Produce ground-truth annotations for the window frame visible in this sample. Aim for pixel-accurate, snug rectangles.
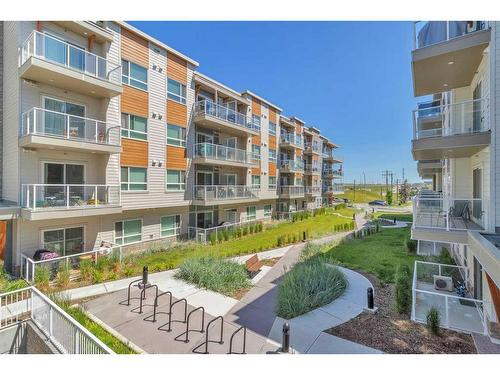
[268,176,277,189]
[166,124,186,147]
[268,149,277,163]
[251,144,261,161]
[160,214,181,238]
[167,78,187,104]
[264,204,272,217]
[114,218,143,246]
[121,113,148,141]
[251,175,261,189]
[121,166,148,191]
[269,121,277,136]
[166,169,186,191]
[121,59,148,91]
[246,206,257,221]
[41,225,85,257]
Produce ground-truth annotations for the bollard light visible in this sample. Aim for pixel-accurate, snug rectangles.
[142,265,149,285]
[393,217,396,224]
[281,322,290,353]
[367,287,374,310]
[303,231,306,241]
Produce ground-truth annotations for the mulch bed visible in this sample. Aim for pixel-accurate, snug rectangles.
[326,272,477,354]
[261,257,282,267]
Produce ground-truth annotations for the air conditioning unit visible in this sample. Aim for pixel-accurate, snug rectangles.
[433,275,453,292]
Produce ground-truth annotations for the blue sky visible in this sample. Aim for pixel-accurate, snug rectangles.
[130,21,419,183]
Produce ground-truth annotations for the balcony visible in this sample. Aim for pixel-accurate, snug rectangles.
[192,143,256,168]
[279,160,303,173]
[304,164,320,175]
[19,31,122,98]
[412,197,486,244]
[323,184,344,194]
[412,98,490,161]
[193,100,259,137]
[412,21,490,96]
[52,21,114,43]
[304,142,320,155]
[280,133,303,149]
[417,160,442,178]
[21,184,121,220]
[279,186,305,198]
[305,186,321,196]
[192,185,259,205]
[323,168,343,179]
[20,107,121,154]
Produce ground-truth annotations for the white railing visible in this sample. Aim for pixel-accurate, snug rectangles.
[413,98,489,140]
[21,107,121,146]
[414,21,487,49]
[279,186,305,197]
[193,143,254,165]
[20,30,121,85]
[280,133,303,147]
[305,186,321,195]
[193,185,259,202]
[304,142,320,153]
[194,100,259,132]
[188,219,261,243]
[21,184,121,211]
[20,245,122,284]
[0,287,113,354]
[411,261,487,335]
[413,197,486,231]
[279,160,303,172]
[323,184,344,194]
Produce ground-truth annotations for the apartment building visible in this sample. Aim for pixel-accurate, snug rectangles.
[0,21,344,273]
[411,21,500,341]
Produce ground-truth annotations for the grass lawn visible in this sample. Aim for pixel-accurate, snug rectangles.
[374,212,413,222]
[337,188,384,204]
[323,227,420,284]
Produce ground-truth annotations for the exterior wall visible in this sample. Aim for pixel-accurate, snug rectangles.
[493,22,500,230]
[0,21,3,198]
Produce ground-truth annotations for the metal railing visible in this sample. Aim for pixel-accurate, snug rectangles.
[323,184,344,194]
[193,143,254,165]
[280,133,303,147]
[323,168,343,177]
[193,185,259,202]
[20,245,122,283]
[304,142,320,153]
[279,160,303,172]
[21,107,121,146]
[413,197,486,231]
[411,261,487,335]
[413,98,489,140]
[0,287,113,354]
[278,186,305,197]
[194,100,259,132]
[414,21,487,49]
[304,164,320,173]
[20,30,121,85]
[305,186,321,195]
[187,219,261,243]
[21,184,121,211]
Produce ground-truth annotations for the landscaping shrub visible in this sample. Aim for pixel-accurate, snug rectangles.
[277,258,347,319]
[438,249,454,265]
[334,203,346,210]
[209,231,217,245]
[91,269,104,284]
[242,225,248,236]
[426,307,440,335]
[394,264,412,314]
[405,237,417,254]
[56,262,71,288]
[287,234,292,244]
[222,229,229,242]
[176,256,251,296]
[277,236,284,247]
[386,190,393,205]
[34,265,51,291]
[300,242,323,261]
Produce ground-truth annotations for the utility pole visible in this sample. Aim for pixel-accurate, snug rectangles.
[396,178,399,204]
[353,179,356,202]
[402,168,405,181]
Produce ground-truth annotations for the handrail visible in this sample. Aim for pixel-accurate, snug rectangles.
[166,298,188,332]
[414,21,487,50]
[228,326,247,354]
[197,315,224,354]
[175,306,205,343]
[193,143,253,164]
[194,100,258,132]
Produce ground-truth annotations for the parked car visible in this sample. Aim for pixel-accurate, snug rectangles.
[368,200,387,206]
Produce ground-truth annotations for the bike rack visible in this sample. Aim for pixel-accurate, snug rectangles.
[174,306,205,343]
[192,315,224,354]
[228,326,247,354]
[159,298,188,332]
[144,290,172,323]
[123,278,143,306]
[135,284,159,314]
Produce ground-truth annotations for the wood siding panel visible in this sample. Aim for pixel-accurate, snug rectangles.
[121,28,149,67]
[295,148,303,157]
[252,98,261,116]
[166,146,187,169]
[167,53,187,85]
[269,163,277,176]
[252,135,261,146]
[121,85,149,117]
[121,138,148,167]
[486,273,500,325]
[251,166,261,175]
[167,100,187,127]
[269,108,277,123]
[269,135,276,149]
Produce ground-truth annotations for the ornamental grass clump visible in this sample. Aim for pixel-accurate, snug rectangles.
[176,256,251,297]
[277,258,347,319]
[426,307,441,335]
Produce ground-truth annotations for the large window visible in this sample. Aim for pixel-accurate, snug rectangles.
[121,167,147,191]
[269,176,277,189]
[167,78,186,104]
[251,175,261,189]
[161,215,181,238]
[252,115,261,129]
[269,149,277,162]
[115,219,142,245]
[121,60,148,90]
[166,124,186,147]
[121,113,147,140]
[166,170,185,191]
[252,145,261,161]
[264,204,272,217]
[246,206,256,221]
[42,226,84,256]
[269,121,277,136]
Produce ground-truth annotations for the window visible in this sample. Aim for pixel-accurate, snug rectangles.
[121,60,148,90]
[121,113,147,140]
[246,206,256,221]
[269,176,277,189]
[115,219,142,245]
[121,167,147,191]
[166,170,185,191]
[269,121,277,136]
[264,204,272,217]
[43,227,84,256]
[252,175,261,189]
[252,115,261,129]
[167,78,186,104]
[252,145,261,160]
[166,124,186,147]
[161,215,181,238]
[269,149,277,162]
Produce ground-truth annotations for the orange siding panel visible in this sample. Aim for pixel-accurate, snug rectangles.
[121,138,148,167]
[166,100,187,127]
[252,136,261,146]
[269,108,277,123]
[121,28,149,67]
[251,166,261,175]
[167,52,187,85]
[121,85,149,118]
[269,163,277,176]
[269,135,276,149]
[295,148,303,157]
[166,146,187,169]
[486,273,500,326]
[252,98,261,116]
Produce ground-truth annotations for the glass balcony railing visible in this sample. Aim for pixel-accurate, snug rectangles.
[413,98,489,140]
[280,133,303,147]
[193,185,259,202]
[21,184,121,211]
[279,186,305,197]
[305,186,321,195]
[21,107,121,146]
[323,168,343,177]
[304,164,320,173]
[323,184,344,193]
[194,100,259,132]
[304,142,320,153]
[279,160,303,172]
[20,31,121,84]
[414,21,487,50]
[193,143,254,165]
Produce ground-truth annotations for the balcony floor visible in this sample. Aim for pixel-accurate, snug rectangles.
[415,213,483,230]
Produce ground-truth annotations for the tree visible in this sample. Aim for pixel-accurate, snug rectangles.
[399,180,411,205]
[386,190,393,205]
